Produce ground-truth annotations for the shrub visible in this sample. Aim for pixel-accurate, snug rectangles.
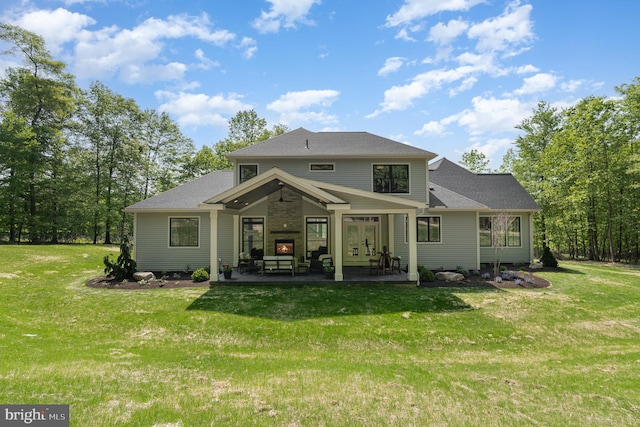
[540,246,558,268]
[418,266,435,282]
[456,265,468,277]
[191,268,210,282]
[103,236,137,281]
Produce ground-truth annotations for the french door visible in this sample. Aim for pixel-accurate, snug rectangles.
[343,216,380,265]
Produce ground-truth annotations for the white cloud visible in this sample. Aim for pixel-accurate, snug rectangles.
[155,91,252,128]
[121,62,187,84]
[561,79,584,93]
[516,64,539,74]
[428,19,469,45]
[368,66,476,117]
[73,13,236,81]
[414,120,448,136]
[386,0,485,27]
[239,37,258,59]
[459,137,513,164]
[194,49,220,70]
[378,57,406,76]
[395,28,416,42]
[467,2,534,54]
[8,8,95,55]
[252,0,321,34]
[267,89,340,125]
[513,72,557,95]
[449,76,478,96]
[450,96,531,135]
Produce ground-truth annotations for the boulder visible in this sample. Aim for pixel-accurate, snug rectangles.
[529,263,543,270]
[435,271,465,281]
[133,271,155,281]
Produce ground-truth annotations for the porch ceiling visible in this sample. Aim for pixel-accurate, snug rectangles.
[221,179,329,210]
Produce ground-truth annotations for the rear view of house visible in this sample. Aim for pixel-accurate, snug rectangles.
[125,128,539,282]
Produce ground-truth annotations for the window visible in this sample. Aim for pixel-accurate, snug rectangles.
[239,164,258,183]
[310,163,334,171]
[417,216,440,242]
[242,217,264,257]
[479,216,521,247]
[373,164,409,193]
[170,217,199,247]
[306,217,328,258]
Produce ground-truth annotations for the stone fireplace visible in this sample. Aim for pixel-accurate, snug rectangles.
[275,239,295,256]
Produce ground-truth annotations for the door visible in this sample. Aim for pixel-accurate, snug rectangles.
[343,217,379,265]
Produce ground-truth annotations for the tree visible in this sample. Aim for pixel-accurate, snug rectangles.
[459,149,490,173]
[0,23,79,242]
[212,110,288,170]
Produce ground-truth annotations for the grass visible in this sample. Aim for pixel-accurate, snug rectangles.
[1,245,639,426]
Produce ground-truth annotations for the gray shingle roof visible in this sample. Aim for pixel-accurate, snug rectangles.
[227,127,437,159]
[125,170,234,211]
[429,158,540,210]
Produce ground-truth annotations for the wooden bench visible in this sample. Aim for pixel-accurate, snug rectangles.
[261,255,295,276]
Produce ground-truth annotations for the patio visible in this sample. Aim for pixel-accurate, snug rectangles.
[216,266,411,284]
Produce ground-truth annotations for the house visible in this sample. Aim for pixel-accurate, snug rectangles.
[124,128,539,282]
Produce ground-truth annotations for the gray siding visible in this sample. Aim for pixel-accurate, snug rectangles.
[243,158,429,204]
[479,213,533,265]
[135,212,210,271]
[419,211,478,271]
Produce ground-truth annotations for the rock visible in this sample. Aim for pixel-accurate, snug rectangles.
[133,272,155,281]
[529,263,543,270]
[435,271,465,281]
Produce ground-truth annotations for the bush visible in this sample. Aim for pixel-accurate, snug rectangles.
[456,265,468,277]
[191,268,210,282]
[418,266,435,282]
[540,246,558,268]
[103,236,137,281]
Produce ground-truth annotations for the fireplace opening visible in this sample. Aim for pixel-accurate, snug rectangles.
[275,239,295,256]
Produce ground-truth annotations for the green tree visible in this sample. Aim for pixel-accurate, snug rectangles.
[459,149,490,173]
[0,23,79,242]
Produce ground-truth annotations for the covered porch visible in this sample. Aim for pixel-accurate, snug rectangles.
[201,168,425,284]
[216,266,410,284]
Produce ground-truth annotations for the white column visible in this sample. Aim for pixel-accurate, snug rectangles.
[388,214,395,255]
[233,214,240,268]
[334,210,343,281]
[529,213,535,263]
[407,209,418,281]
[209,210,219,282]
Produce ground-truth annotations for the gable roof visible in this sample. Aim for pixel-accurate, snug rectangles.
[227,127,437,160]
[125,171,234,211]
[429,158,540,211]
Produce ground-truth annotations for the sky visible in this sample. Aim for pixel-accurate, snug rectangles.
[1,0,639,168]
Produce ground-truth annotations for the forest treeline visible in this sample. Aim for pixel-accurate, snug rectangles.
[0,24,285,244]
[1,24,639,263]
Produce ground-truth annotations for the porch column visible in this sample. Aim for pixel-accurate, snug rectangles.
[407,209,418,281]
[334,210,344,281]
[233,214,240,268]
[529,213,535,263]
[209,209,219,282]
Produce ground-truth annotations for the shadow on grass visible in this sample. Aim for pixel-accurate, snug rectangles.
[186,283,495,321]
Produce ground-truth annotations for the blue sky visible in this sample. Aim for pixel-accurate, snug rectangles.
[2,0,639,168]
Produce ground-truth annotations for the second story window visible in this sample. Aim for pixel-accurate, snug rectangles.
[373,164,409,193]
[239,164,258,183]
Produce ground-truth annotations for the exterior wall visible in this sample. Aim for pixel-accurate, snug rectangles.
[479,212,533,265]
[134,211,211,271]
[240,158,429,204]
[418,211,478,271]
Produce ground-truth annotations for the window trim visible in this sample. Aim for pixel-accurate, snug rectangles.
[241,216,265,255]
[372,163,410,194]
[309,163,335,172]
[417,215,442,244]
[168,216,200,248]
[479,215,522,248]
[238,164,258,184]
[305,216,329,259]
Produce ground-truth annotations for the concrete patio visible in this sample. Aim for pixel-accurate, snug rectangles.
[215,266,412,284]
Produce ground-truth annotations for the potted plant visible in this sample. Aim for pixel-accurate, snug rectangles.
[223,264,233,279]
[323,264,334,279]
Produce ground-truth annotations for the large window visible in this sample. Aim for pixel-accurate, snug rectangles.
[373,164,409,193]
[479,216,521,247]
[239,164,258,183]
[417,216,440,242]
[170,217,199,247]
[306,217,328,258]
[242,217,264,257]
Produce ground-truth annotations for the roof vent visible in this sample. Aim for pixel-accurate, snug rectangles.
[305,139,309,149]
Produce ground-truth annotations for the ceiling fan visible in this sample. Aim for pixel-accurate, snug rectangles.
[278,182,294,203]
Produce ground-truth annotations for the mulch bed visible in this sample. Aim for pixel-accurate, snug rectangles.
[86,272,209,290]
[86,265,551,290]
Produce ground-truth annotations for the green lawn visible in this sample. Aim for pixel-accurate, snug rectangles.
[1,245,639,426]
